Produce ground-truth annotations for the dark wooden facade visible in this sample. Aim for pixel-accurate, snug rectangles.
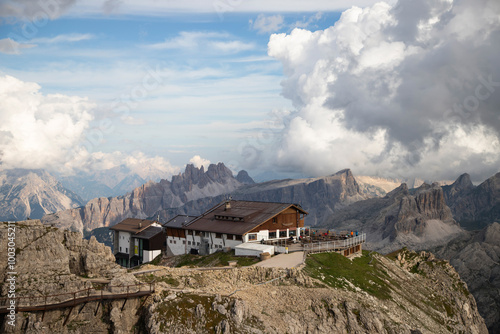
[248,207,304,234]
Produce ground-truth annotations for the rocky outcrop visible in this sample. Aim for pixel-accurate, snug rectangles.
[0,220,142,334]
[432,222,500,333]
[42,163,243,233]
[0,220,122,298]
[324,182,463,253]
[140,250,487,333]
[443,172,500,230]
[0,169,83,221]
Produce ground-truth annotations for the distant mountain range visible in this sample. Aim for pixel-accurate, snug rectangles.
[58,164,170,202]
[0,169,83,221]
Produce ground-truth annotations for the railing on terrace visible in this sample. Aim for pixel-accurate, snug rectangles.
[302,233,366,255]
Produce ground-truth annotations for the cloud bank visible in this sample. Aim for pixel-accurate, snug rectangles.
[0,74,94,171]
[0,74,178,179]
[262,0,500,181]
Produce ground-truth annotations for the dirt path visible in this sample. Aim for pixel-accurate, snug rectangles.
[253,251,304,268]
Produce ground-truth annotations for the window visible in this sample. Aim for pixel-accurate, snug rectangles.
[125,248,128,253]
[235,235,242,241]
[120,246,122,252]
[197,242,200,246]
[216,233,222,238]
[269,231,276,239]
[183,240,186,245]
[188,241,191,245]
[248,234,257,241]
[279,230,287,238]
[289,230,296,236]
[174,240,176,244]
[169,239,172,243]
[272,217,277,224]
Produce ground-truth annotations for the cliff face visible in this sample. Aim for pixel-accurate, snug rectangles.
[0,220,143,333]
[0,220,121,298]
[432,222,500,333]
[443,172,500,230]
[41,163,243,233]
[324,183,463,254]
[0,169,83,221]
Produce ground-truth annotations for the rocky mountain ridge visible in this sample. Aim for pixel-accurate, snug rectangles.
[323,182,463,254]
[442,172,500,230]
[0,169,83,221]
[42,163,242,233]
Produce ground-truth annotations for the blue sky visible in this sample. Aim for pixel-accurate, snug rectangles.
[0,2,346,177]
[1,0,499,183]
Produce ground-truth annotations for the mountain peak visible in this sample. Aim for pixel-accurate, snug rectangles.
[453,173,473,189]
[236,170,255,184]
[386,183,409,198]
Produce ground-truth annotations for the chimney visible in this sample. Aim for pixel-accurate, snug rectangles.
[139,221,142,229]
[225,200,231,211]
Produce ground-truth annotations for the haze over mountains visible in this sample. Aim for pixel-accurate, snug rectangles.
[0,169,83,221]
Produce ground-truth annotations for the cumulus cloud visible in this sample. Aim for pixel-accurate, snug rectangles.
[66,150,180,180]
[250,14,285,34]
[262,0,500,181]
[0,74,180,180]
[0,74,94,171]
[189,155,211,169]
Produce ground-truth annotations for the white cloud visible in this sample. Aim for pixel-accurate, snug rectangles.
[250,14,284,34]
[260,0,500,181]
[0,74,181,179]
[66,150,180,179]
[0,74,94,171]
[0,38,36,54]
[0,0,76,19]
[144,31,253,54]
[58,1,394,18]
[31,33,94,44]
[189,155,211,169]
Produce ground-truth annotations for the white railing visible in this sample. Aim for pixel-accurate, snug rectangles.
[302,233,366,254]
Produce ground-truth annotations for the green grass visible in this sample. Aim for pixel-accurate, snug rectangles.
[304,250,393,300]
[140,273,179,287]
[174,250,259,268]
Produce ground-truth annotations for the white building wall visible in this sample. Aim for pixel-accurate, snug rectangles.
[118,231,131,253]
[167,236,187,256]
[143,249,161,263]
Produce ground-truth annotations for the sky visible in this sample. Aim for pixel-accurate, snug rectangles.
[0,0,499,183]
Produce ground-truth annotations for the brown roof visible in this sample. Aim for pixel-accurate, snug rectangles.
[110,218,156,234]
[164,215,198,229]
[185,200,308,235]
[135,226,163,239]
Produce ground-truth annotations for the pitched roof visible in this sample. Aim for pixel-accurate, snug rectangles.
[110,218,156,234]
[163,215,198,229]
[135,226,163,239]
[185,200,307,235]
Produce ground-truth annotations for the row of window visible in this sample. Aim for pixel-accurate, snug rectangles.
[183,231,242,241]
